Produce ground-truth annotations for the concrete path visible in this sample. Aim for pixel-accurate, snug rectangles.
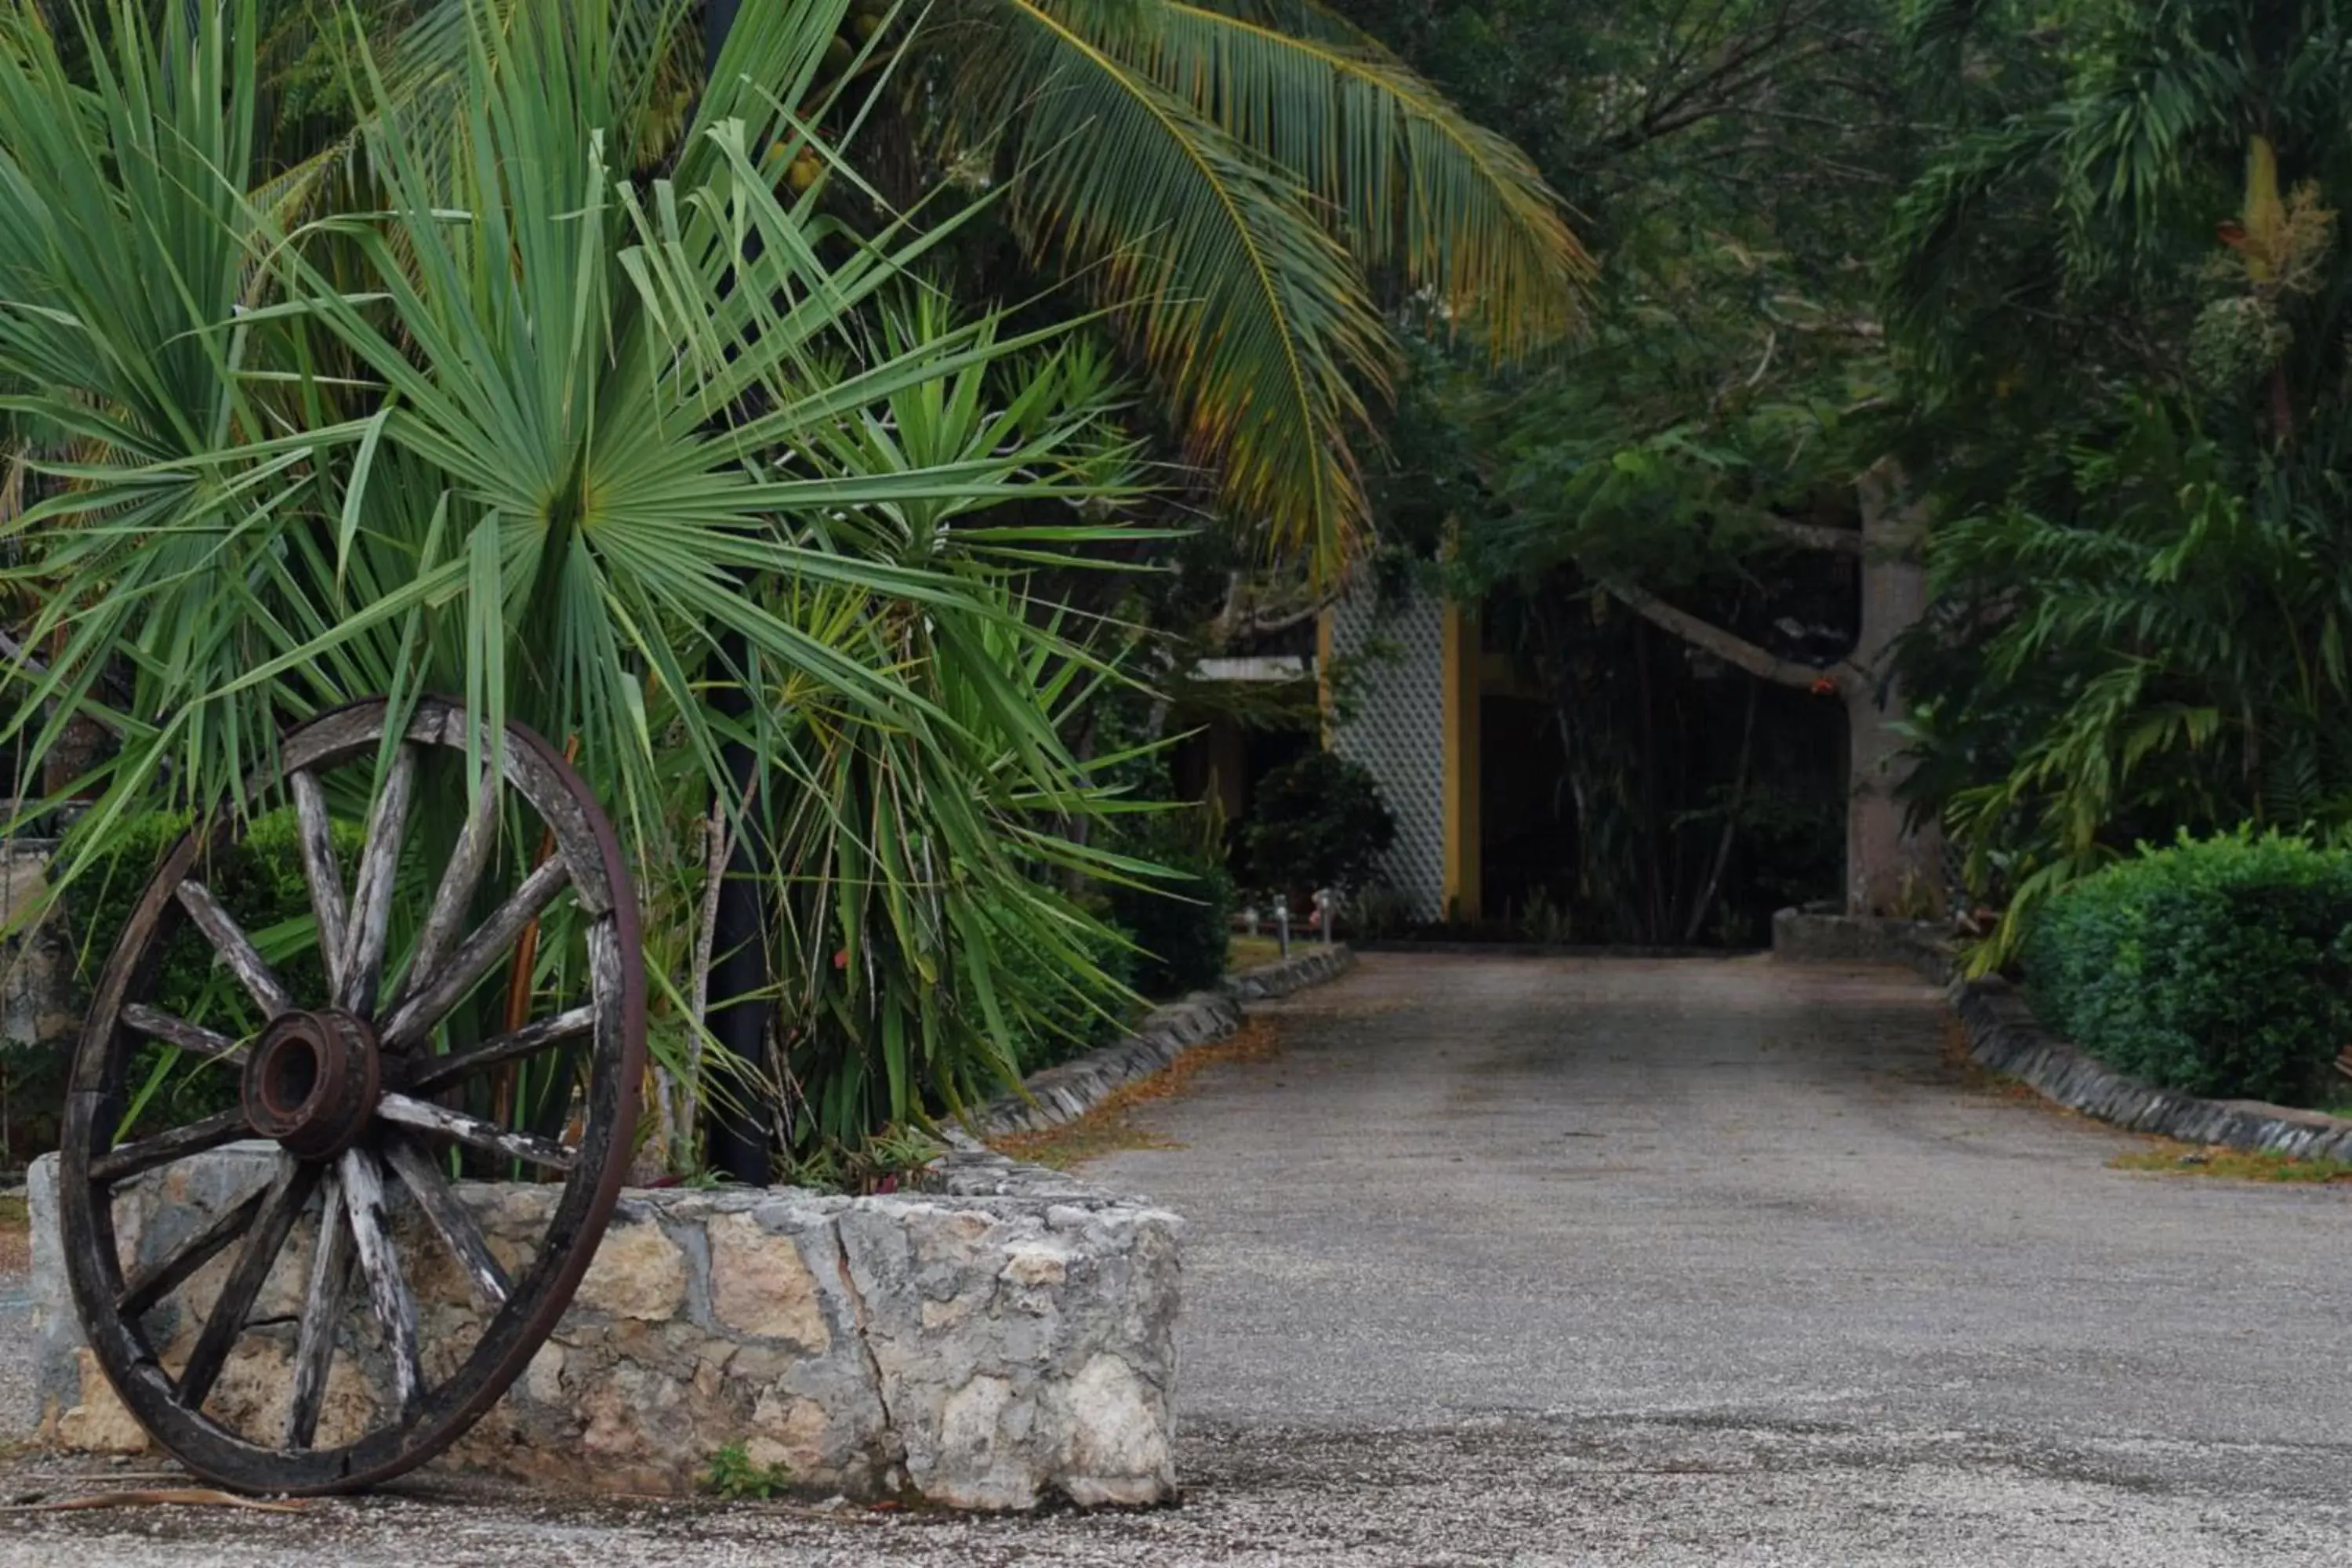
[6,953,2351,1564]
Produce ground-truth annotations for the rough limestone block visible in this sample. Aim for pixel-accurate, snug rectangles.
[30,1149,1181,1510]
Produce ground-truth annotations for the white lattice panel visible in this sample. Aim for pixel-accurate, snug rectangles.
[1330,584,1446,921]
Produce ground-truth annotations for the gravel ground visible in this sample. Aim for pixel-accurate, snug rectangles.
[2,1417,2347,1566]
[5,954,2350,1565]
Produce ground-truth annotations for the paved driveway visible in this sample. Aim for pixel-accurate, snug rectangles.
[1091,953,2352,1563]
[5,953,2350,1564]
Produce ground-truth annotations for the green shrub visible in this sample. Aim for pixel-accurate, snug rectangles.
[2024,830,2352,1105]
[1241,751,1396,897]
[1110,854,1234,1000]
[996,913,1142,1076]
[1106,794,1236,1000]
[62,808,350,1027]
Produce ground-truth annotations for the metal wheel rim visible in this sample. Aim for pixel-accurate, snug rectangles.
[57,697,645,1494]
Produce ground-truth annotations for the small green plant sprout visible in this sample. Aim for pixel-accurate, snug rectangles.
[702,1442,793,1501]
[784,1123,946,1195]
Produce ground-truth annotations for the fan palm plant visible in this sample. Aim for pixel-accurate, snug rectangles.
[249,0,1592,574]
[0,0,1150,1155]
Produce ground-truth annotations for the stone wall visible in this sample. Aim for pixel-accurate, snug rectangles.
[0,837,78,1170]
[27,1145,1181,1508]
[1770,909,1956,985]
[23,945,1362,1504]
[0,838,75,1056]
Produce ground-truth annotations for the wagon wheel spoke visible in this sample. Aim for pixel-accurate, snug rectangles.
[377,856,572,1051]
[390,766,502,1018]
[339,1147,423,1421]
[122,1004,246,1068]
[283,1171,354,1451]
[290,768,350,1001]
[89,1106,252,1185]
[337,742,418,1017]
[376,1092,576,1172]
[404,1005,595,1097]
[117,1184,268,1319]
[175,880,295,1018]
[60,696,644,1496]
[383,1135,511,1308]
[176,1158,318,1414]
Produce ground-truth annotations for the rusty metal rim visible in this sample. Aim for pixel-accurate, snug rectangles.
[57,695,647,1495]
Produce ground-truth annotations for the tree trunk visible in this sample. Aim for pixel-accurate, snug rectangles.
[1842,461,1943,918]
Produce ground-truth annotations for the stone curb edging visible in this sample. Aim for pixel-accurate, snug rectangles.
[1768,908,2352,1159]
[960,946,1356,1144]
[1950,975,2352,1162]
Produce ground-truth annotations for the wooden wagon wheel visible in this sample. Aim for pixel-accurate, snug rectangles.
[57,697,644,1494]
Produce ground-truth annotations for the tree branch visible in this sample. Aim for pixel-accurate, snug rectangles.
[1246,588,1345,637]
[1606,584,1848,691]
[1759,517,1864,554]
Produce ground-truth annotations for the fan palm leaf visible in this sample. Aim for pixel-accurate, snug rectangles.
[0,0,1151,1139]
[266,0,1585,573]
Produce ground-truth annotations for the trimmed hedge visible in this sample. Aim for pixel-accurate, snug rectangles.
[2024,830,2352,1105]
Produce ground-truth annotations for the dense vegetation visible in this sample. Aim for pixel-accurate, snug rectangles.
[5,0,2350,1163]
[0,0,1578,1171]
[1889,0,2352,961]
[1309,0,2352,967]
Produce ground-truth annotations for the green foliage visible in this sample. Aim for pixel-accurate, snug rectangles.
[702,1441,794,1501]
[1107,833,1234,1000]
[924,0,1588,566]
[0,0,1152,1167]
[2,808,360,1162]
[987,913,1140,1076]
[61,810,358,1028]
[1888,2,2352,958]
[1240,752,1396,895]
[1323,2,1907,942]
[308,0,1587,576]
[784,1121,946,1196]
[1907,401,2352,959]
[2024,831,2352,1105]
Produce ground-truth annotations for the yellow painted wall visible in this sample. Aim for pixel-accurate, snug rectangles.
[1316,608,1336,749]
[1442,601,1481,921]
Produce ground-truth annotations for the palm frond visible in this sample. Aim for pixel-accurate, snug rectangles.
[936,0,1385,572]
[1087,0,1591,353]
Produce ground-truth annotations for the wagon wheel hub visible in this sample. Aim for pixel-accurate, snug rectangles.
[241,1010,382,1162]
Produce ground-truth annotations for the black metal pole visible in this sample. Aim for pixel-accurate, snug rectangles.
[695,0,772,1187]
[703,0,740,69]
[702,633,774,1185]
